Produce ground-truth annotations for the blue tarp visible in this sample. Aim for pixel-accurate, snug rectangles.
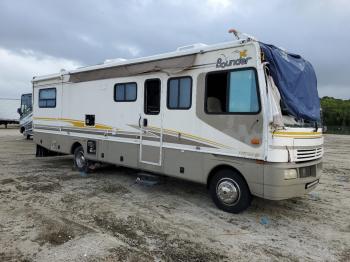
[260,43,320,122]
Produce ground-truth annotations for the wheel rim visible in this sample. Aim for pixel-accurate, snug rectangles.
[75,150,86,169]
[216,178,240,206]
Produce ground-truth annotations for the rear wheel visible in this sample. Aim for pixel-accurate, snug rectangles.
[74,146,90,172]
[209,169,252,213]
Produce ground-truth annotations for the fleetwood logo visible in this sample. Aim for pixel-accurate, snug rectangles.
[216,50,252,68]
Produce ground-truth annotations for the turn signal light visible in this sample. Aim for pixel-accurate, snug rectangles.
[251,138,260,145]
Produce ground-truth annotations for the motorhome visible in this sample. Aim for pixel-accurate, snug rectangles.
[0,98,20,128]
[18,93,33,139]
[32,33,323,213]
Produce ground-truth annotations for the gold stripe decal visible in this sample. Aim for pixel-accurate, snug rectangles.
[33,117,113,130]
[34,118,228,149]
[145,126,231,149]
[272,131,322,138]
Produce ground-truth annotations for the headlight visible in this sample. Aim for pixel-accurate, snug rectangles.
[284,169,298,180]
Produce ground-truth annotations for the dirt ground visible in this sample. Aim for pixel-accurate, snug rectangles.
[0,127,349,262]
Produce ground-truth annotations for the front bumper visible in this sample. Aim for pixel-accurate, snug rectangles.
[263,158,323,200]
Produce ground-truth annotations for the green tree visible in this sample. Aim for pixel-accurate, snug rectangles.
[321,97,350,133]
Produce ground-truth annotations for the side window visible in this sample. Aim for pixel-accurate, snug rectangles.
[167,77,192,109]
[205,68,260,114]
[114,82,137,102]
[39,88,56,108]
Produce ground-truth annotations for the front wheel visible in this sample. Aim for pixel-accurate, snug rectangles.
[209,169,252,213]
[74,146,90,173]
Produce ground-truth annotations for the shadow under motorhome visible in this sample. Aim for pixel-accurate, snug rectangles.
[32,37,323,213]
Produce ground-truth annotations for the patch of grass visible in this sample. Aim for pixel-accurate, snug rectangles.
[61,193,80,203]
[0,178,15,185]
[0,251,32,262]
[31,182,61,192]
[100,183,130,194]
[15,181,61,193]
[93,213,228,261]
[104,247,153,262]
[94,215,146,247]
[159,238,227,262]
[54,173,80,181]
[339,248,350,262]
[36,223,74,246]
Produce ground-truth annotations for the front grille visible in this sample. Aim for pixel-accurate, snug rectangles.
[296,148,323,162]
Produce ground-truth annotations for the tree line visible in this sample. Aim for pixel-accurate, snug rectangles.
[321,97,350,133]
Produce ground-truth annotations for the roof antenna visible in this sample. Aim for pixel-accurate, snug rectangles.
[228,28,257,42]
[228,28,240,40]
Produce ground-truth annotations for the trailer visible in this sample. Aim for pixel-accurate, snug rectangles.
[18,93,33,139]
[0,98,20,128]
[32,32,323,213]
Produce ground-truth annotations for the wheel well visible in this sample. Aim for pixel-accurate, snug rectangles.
[71,142,82,154]
[206,164,250,192]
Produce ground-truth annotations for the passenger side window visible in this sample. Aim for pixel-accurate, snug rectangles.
[39,88,56,108]
[167,77,192,109]
[205,69,260,114]
[114,82,137,102]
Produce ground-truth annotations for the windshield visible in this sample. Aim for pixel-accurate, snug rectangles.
[21,94,32,116]
[264,66,321,130]
[282,115,322,128]
[260,43,320,122]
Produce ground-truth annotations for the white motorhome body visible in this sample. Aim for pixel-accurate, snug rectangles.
[32,39,323,213]
[0,98,20,127]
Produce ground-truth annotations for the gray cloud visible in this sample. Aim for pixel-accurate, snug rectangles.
[0,0,349,98]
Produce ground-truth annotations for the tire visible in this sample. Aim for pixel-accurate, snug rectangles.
[73,146,90,173]
[209,169,252,213]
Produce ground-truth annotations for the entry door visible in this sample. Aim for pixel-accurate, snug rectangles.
[139,79,163,166]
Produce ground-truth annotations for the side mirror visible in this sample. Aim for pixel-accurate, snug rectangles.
[17,108,22,115]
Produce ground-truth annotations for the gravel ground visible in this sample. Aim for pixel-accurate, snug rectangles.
[0,127,349,261]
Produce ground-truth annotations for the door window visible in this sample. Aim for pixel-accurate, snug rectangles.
[144,79,161,115]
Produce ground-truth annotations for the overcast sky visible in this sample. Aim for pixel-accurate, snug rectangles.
[0,0,349,99]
